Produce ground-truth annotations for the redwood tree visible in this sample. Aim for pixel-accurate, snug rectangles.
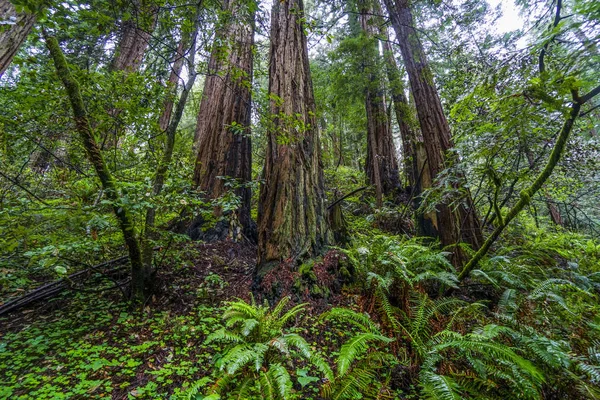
[256,0,329,269]
[359,1,400,205]
[0,0,35,77]
[192,0,255,238]
[109,0,158,73]
[383,0,483,264]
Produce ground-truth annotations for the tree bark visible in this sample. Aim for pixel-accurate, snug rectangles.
[256,0,329,270]
[109,1,158,73]
[359,2,400,204]
[192,0,254,238]
[0,0,35,77]
[44,33,146,303]
[383,0,483,264]
[380,38,418,187]
[103,0,158,150]
[158,40,186,132]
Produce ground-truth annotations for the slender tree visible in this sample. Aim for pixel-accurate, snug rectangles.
[383,0,483,264]
[256,0,329,270]
[0,0,35,77]
[142,18,200,273]
[44,32,146,302]
[192,0,255,239]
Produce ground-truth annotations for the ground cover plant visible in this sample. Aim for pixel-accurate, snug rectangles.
[1,0,600,398]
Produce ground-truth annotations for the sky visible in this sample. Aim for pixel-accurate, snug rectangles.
[488,0,525,33]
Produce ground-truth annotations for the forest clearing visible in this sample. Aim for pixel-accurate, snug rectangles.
[1,0,599,398]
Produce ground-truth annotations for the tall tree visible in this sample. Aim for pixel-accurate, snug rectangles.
[142,18,200,274]
[256,0,329,270]
[358,0,400,205]
[44,32,146,302]
[103,0,158,150]
[192,0,255,239]
[383,0,483,264]
[109,0,158,73]
[0,0,35,77]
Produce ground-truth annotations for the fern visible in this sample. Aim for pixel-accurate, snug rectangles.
[420,371,462,400]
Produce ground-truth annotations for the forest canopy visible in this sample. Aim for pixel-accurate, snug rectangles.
[0,0,599,398]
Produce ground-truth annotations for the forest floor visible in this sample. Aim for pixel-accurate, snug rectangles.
[0,240,352,399]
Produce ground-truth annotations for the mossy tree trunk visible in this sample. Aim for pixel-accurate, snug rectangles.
[0,0,35,77]
[383,0,483,265]
[460,85,600,280]
[192,0,254,239]
[44,33,146,303]
[256,0,329,270]
[359,1,400,205]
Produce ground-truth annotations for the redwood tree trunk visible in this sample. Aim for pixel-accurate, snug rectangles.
[158,40,186,132]
[359,4,400,203]
[109,1,157,73]
[381,38,419,189]
[0,0,35,77]
[256,0,329,269]
[383,0,482,264]
[192,0,254,238]
[103,1,158,150]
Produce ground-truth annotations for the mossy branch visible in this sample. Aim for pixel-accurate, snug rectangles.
[458,93,589,281]
[44,31,145,303]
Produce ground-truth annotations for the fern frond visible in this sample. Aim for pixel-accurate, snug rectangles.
[205,328,244,345]
[419,371,462,400]
[322,307,380,334]
[269,363,293,399]
[278,302,308,328]
[337,333,394,376]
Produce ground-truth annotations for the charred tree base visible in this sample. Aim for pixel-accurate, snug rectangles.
[186,213,257,244]
[252,250,352,308]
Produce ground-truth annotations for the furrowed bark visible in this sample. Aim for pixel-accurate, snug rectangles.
[256,0,329,270]
[104,0,158,150]
[109,0,158,73]
[0,0,35,77]
[158,40,186,132]
[44,33,146,303]
[383,0,483,265]
[192,0,255,238]
[359,0,400,203]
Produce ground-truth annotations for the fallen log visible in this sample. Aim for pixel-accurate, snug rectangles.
[0,255,129,316]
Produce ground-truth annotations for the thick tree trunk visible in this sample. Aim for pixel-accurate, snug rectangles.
[45,33,146,303]
[380,38,419,188]
[0,0,35,77]
[109,1,157,73]
[192,0,254,239]
[383,0,482,264]
[256,0,329,270]
[359,3,400,203]
[104,1,158,150]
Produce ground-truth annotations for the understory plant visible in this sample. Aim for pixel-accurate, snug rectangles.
[199,296,332,399]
